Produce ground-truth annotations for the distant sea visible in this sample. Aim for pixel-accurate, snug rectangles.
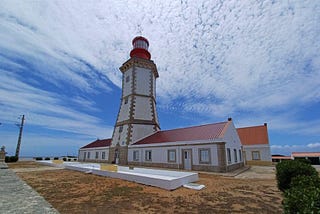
[18,157,35,161]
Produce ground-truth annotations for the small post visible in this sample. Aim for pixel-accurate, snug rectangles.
[0,146,6,162]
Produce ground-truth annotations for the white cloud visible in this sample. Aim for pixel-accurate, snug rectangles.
[0,0,319,138]
[271,142,320,155]
[1,131,94,157]
[0,70,113,138]
[307,142,320,148]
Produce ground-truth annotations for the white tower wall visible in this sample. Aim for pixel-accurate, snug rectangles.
[110,37,160,165]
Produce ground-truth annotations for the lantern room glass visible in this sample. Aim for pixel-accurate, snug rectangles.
[133,39,148,50]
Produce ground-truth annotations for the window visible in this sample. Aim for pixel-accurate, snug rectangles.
[252,151,261,160]
[87,152,90,159]
[84,152,86,160]
[102,152,106,159]
[227,149,231,164]
[168,150,176,162]
[119,126,123,133]
[133,151,139,161]
[124,97,128,104]
[126,75,130,83]
[239,150,242,162]
[234,149,237,162]
[199,149,210,164]
[145,150,152,161]
[95,152,99,159]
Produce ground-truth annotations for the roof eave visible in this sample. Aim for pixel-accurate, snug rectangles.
[131,138,225,148]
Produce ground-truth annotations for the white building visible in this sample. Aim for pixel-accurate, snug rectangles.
[78,139,111,162]
[237,124,272,165]
[79,119,244,172]
[128,118,244,172]
[79,36,247,172]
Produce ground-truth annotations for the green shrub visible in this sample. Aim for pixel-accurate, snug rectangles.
[295,158,312,165]
[35,157,43,161]
[53,157,59,160]
[283,175,320,213]
[5,156,18,162]
[290,175,320,189]
[62,157,67,161]
[276,160,318,191]
[45,157,50,160]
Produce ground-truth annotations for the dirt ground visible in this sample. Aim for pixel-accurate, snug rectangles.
[9,162,283,214]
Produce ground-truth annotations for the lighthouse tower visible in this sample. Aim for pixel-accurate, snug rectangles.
[109,36,160,165]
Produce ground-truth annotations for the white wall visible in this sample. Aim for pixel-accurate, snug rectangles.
[79,148,109,161]
[117,98,130,122]
[112,125,129,146]
[131,125,155,144]
[122,68,133,97]
[243,145,272,161]
[222,121,244,165]
[135,67,152,96]
[128,143,220,166]
[134,96,153,120]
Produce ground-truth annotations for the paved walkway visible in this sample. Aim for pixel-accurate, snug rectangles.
[0,163,59,214]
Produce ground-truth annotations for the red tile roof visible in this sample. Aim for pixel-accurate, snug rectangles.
[292,152,320,157]
[237,124,269,145]
[80,138,112,149]
[133,121,229,145]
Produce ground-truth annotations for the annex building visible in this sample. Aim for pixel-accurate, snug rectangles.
[79,36,271,172]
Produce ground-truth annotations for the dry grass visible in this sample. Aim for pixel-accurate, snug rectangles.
[10,162,283,213]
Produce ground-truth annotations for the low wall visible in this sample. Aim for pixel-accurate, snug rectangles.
[39,161,198,190]
[226,162,245,171]
[246,160,272,166]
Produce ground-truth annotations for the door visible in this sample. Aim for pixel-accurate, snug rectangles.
[115,149,119,164]
[183,149,192,170]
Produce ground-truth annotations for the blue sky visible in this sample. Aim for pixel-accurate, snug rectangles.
[0,0,319,157]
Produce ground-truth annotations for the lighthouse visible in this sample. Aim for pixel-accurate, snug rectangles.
[109,36,160,165]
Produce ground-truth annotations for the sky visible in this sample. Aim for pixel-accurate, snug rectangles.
[0,0,319,157]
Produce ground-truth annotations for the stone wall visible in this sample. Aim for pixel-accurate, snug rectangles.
[109,146,128,165]
[226,162,245,171]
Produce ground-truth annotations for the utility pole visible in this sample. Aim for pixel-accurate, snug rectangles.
[15,115,25,158]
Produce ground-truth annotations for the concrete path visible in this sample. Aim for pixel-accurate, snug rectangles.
[0,165,59,214]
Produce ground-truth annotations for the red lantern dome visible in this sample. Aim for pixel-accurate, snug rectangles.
[130,36,151,60]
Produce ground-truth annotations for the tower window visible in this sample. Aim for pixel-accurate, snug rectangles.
[126,75,130,83]
[124,97,128,104]
[119,126,123,133]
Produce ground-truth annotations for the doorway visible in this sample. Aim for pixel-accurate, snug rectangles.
[183,149,192,170]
